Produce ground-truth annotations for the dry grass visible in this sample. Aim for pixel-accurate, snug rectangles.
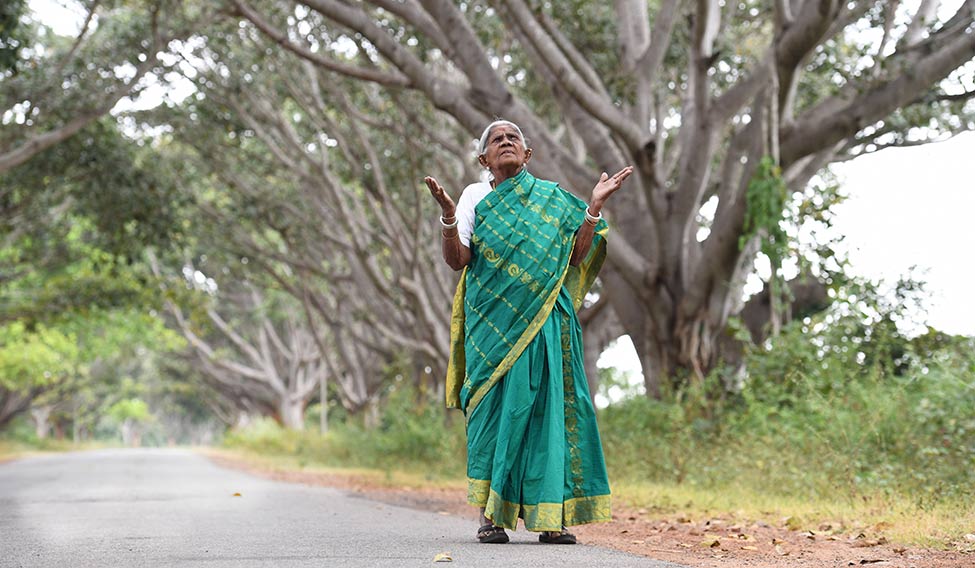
[612,479,975,550]
[206,445,975,551]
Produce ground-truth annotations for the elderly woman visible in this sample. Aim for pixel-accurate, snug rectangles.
[425,120,631,544]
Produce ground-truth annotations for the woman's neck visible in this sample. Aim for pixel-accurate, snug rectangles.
[491,165,523,187]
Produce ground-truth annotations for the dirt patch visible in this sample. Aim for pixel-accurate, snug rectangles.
[206,452,973,568]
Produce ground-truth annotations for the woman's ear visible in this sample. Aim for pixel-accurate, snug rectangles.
[524,148,533,163]
[478,154,488,168]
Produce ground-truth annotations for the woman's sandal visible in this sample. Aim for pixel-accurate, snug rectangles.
[538,528,577,545]
[477,523,510,544]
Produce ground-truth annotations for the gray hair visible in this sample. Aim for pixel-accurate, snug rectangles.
[477,120,526,156]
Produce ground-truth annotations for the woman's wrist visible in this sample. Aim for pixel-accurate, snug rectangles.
[584,204,603,226]
[440,212,458,228]
[587,198,604,216]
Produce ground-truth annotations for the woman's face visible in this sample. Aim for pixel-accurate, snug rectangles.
[479,123,531,172]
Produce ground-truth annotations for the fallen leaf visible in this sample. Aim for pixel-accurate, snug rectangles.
[232,492,242,497]
[619,529,629,534]
[892,547,907,554]
[858,559,884,565]
[631,540,645,545]
[772,538,785,545]
[775,544,789,556]
[852,537,888,548]
[433,552,452,562]
[740,545,759,551]
[701,538,721,548]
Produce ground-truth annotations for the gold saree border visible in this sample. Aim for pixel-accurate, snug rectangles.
[467,482,612,531]
[444,267,468,409]
[467,478,491,505]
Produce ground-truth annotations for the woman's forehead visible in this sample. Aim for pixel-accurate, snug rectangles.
[490,124,520,138]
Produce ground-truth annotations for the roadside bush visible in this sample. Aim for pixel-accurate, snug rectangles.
[224,384,467,478]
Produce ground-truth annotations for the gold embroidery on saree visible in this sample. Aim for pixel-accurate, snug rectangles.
[561,310,586,498]
[479,487,612,531]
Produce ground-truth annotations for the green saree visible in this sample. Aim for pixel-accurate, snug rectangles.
[444,168,612,531]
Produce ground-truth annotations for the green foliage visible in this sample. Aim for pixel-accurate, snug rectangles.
[740,156,789,262]
[107,398,151,423]
[225,385,467,478]
[1,119,186,259]
[0,0,27,73]
[0,322,77,390]
[599,275,975,507]
[748,275,930,400]
[600,344,975,508]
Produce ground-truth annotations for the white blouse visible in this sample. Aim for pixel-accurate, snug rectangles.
[454,181,493,247]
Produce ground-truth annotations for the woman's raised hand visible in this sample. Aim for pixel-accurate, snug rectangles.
[424,176,456,219]
[590,166,633,214]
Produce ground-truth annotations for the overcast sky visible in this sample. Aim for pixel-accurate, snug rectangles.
[831,132,975,337]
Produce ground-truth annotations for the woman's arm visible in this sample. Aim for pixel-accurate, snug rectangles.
[425,176,472,270]
[569,167,633,266]
[441,223,472,270]
[570,215,597,266]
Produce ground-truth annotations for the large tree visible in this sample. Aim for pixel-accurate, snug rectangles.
[228,0,975,395]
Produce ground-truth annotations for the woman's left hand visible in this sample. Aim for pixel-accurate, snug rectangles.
[590,166,633,214]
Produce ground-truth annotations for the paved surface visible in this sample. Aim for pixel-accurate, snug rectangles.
[0,449,685,567]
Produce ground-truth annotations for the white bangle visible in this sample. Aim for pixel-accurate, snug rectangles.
[584,207,602,225]
[440,215,459,229]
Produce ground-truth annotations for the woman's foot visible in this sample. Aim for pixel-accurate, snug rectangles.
[477,523,510,544]
[538,527,577,544]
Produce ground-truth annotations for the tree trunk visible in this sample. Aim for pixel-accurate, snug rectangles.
[319,373,328,435]
[31,405,53,439]
[0,389,33,431]
[120,419,136,446]
[279,397,306,431]
[363,398,380,430]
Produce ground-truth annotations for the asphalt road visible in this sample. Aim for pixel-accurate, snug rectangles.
[0,449,685,567]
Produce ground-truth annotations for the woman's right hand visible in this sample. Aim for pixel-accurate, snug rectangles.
[424,176,456,219]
